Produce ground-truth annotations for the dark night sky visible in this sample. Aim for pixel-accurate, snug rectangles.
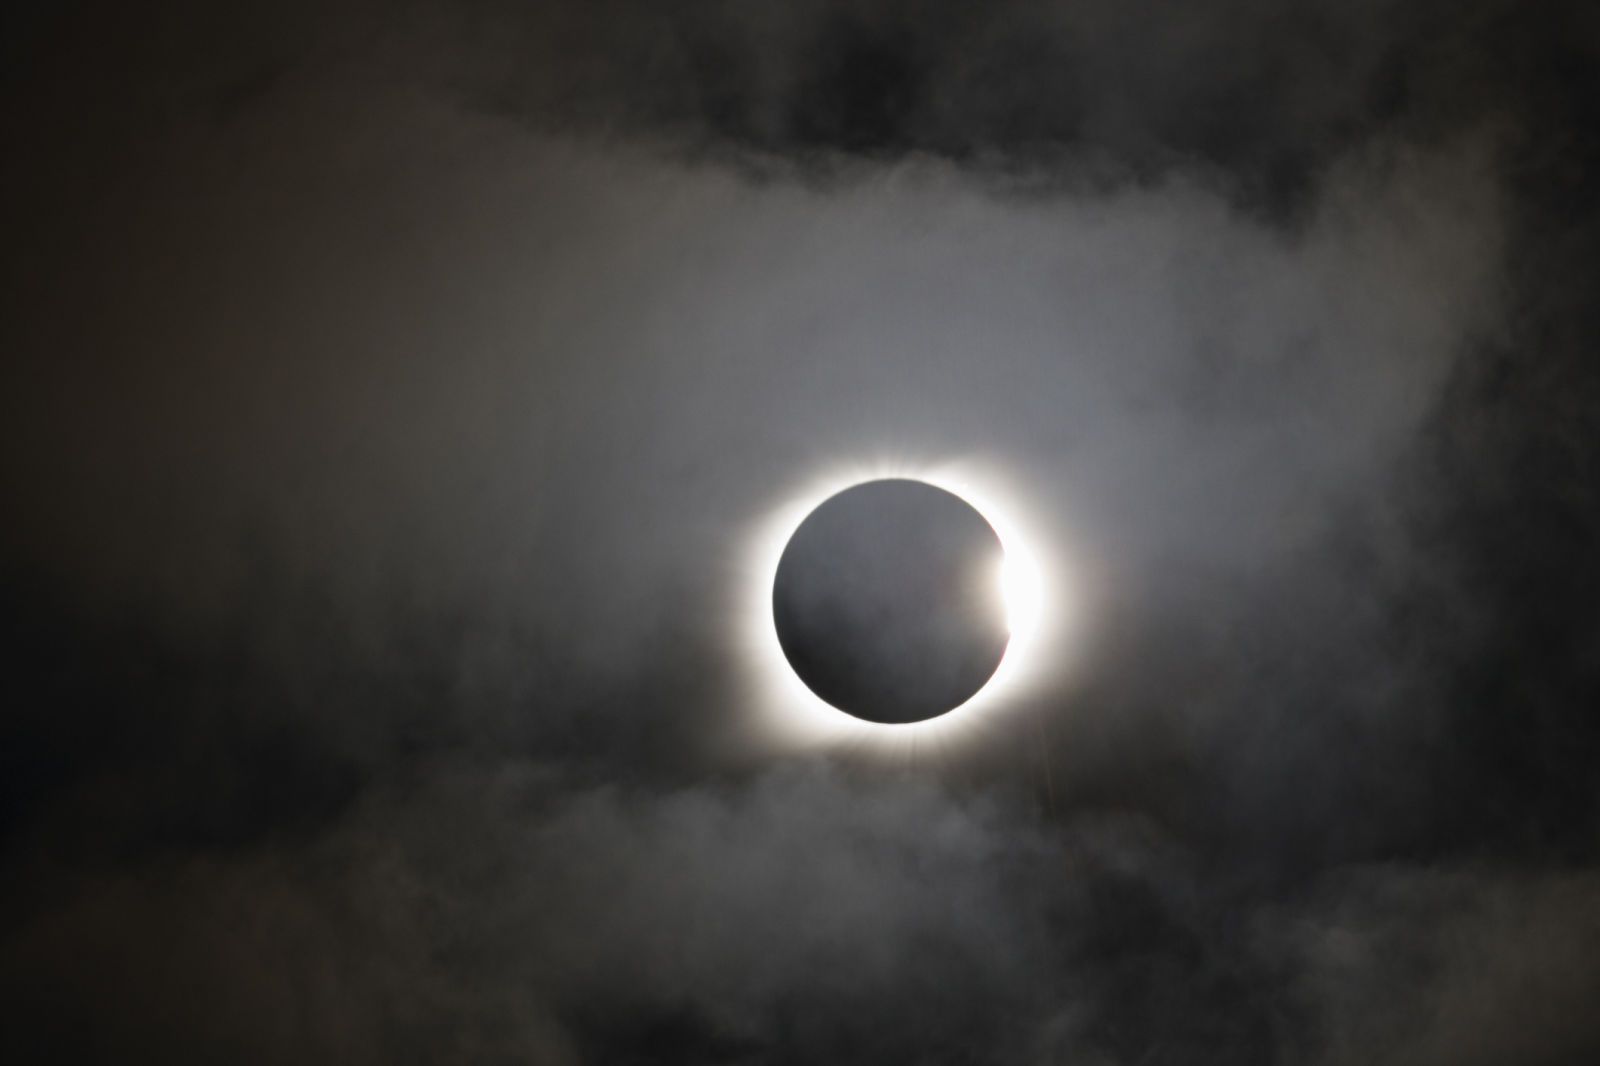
[3,2,1600,1063]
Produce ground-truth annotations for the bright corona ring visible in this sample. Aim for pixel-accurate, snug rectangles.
[739,460,1056,754]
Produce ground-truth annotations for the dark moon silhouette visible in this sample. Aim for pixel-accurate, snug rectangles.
[772,479,1010,724]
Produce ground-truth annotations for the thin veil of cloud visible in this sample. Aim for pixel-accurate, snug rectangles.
[3,2,1598,1063]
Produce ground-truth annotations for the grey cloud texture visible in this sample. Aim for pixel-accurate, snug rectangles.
[3,1,1598,1063]
[9,764,1599,1063]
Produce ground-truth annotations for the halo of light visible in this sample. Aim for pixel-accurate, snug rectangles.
[735,457,1067,758]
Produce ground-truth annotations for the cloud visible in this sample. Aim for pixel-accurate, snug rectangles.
[3,2,1599,1064]
[11,759,1598,1065]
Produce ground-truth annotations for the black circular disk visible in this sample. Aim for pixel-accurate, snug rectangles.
[772,479,1010,724]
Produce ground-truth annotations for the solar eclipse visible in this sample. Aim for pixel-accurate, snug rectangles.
[742,462,1057,750]
[772,479,1009,724]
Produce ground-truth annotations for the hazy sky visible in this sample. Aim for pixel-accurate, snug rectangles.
[3,2,1599,1063]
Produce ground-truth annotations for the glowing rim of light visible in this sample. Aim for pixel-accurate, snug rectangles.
[737,457,1063,755]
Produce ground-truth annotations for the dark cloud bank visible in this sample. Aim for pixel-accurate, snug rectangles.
[3,2,1600,1062]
